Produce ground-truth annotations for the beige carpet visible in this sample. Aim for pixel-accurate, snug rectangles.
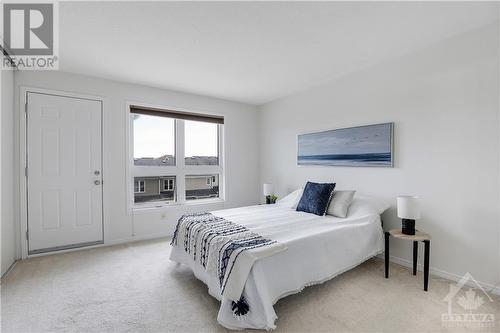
[1,238,499,332]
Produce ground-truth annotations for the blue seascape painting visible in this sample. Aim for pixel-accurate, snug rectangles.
[297,123,393,167]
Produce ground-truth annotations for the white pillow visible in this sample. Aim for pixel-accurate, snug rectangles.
[327,190,356,218]
[291,189,304,209]
[277,188,303,209]
[349,193,391,215]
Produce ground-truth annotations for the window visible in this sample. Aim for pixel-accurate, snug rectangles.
[185,120,218,165]
[133,176,176,203]
[163,178,175,191]
[186,174,219,200]
[130,105,224,207]
[134,180,145,193]
[133,114,175,166]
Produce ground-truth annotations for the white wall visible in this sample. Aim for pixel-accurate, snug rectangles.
[260,24,500,287]
[14,71,260,251]
[1,59,17,276]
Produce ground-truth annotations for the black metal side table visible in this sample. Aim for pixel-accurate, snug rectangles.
[385,229,431,291]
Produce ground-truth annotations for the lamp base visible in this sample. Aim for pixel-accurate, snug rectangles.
[402,219,416,235]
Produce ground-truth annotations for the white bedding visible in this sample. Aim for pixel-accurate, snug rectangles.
[170,200,384,330]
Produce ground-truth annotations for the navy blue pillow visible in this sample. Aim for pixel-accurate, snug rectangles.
[296,182,336,216]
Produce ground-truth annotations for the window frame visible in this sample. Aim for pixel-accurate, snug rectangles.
[163,178,174,191]
[134,179,145,193]
[127,102,225,211]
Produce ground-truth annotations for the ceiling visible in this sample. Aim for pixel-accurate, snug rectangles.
[59,1,499,105]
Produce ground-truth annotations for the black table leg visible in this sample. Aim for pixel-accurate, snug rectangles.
[385,232,389,278]
[413,241,418,276]
[423,240,430,291]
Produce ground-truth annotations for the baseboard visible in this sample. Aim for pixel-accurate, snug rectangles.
[105,233,171,246]
[376,254,500,296]
[1,260,18,282]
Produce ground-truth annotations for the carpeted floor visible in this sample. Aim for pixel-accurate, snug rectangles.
[1,238,499,332]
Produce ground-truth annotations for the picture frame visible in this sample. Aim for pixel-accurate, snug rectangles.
[297,123,394,167]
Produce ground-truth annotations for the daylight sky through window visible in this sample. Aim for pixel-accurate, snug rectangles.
[133,116,218,158]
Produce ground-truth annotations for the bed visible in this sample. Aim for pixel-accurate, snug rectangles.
[169,193,387,330]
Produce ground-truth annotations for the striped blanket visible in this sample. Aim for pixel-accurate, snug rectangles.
[171,212,287,304]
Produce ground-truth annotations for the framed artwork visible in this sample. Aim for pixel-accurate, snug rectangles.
[297,123,394,167]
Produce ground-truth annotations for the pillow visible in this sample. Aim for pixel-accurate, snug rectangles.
[349,194,391,215]
[327,190,356,218]
[291,189,303,209]
[277,188,303,209]
[296,182,336,216]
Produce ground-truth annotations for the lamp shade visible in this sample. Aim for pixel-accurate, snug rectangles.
[263,183,274,196]
[397,196,421,219]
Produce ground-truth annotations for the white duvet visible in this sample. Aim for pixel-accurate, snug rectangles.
[170,196,385,330]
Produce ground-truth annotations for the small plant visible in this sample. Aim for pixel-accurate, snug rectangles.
[266,195,278,204]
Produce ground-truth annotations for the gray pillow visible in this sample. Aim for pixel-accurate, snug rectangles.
[327,190,356,218]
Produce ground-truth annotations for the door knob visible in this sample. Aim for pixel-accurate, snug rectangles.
[94,180,101,185]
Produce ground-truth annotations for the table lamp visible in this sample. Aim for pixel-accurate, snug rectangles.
[397,196,421,235]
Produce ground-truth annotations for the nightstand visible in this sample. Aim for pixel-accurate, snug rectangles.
[384,229,431,291]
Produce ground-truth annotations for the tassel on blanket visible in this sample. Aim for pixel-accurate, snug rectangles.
[231,296,249,316]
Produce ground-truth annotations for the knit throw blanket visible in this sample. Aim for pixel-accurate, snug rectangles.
[171,212,287,312]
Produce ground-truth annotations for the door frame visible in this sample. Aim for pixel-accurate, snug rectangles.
[19,86,105,258]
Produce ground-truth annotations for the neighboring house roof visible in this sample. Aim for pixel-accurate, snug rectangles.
[185,156,218,165]
[134,155,218,166]
[134,155,175,166]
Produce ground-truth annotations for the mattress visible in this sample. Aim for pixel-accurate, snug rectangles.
[170,201,384,330]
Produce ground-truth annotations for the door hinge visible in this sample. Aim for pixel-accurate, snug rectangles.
[25,100,28,113]
[25,167,28,177]
[26,230,29,240]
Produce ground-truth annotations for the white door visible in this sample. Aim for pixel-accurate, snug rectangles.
[27,92,103,253]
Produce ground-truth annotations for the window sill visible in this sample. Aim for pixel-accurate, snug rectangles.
[131,198,225,213]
